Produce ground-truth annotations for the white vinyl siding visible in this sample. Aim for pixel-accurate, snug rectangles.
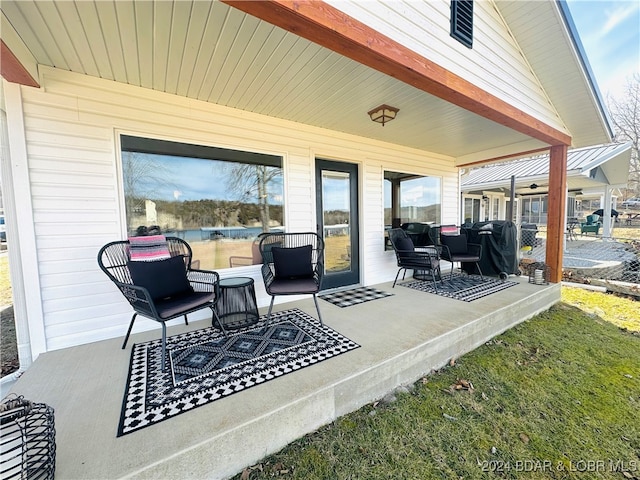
[13,67,458,354]
[326,0,566,133]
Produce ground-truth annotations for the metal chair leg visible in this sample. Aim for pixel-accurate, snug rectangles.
[211,307,228,337]
[392,268,403,287]
[476,263,484,280]
[122,313,137,349]
[161,322,167,372]
[267,296,275,321]
[183,314,189,326]
[312,294,323,324]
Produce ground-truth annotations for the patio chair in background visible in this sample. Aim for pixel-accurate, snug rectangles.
[98,235,224,370]
[388,228,442,289]
[259,232,324,323]
[580,214,601,235]
[228,233,268,267]
[428,224,459,246]
[439,232,484,280]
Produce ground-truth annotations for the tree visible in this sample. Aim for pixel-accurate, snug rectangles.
[607,73,640,197]
[121,152,178,230]
[227,164,283,232]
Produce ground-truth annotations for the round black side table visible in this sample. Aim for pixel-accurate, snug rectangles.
[216,277,259,330]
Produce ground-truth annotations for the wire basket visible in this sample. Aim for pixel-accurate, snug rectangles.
[1,395,56,480]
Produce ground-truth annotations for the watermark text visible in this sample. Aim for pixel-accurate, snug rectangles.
[479,459,638,473]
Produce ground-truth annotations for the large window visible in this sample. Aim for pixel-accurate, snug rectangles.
[464,197,481,224]
[384,171,441,247]
[520,195,548,224]
[491,197,500,220]
[120,135,284,270]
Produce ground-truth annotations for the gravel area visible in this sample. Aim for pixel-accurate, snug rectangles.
[564,240,637,267]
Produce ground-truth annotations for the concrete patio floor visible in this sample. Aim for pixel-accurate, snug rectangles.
[4,276,559,479]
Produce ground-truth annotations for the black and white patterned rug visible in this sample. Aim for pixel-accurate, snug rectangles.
[401,274,518,302]
[118,308,360,436]
[319,287,393,308]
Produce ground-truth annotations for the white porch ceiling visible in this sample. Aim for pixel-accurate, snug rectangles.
[0,0,610,160]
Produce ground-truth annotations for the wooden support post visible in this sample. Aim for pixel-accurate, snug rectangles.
[223,0,571,147]
[546,145,568,283]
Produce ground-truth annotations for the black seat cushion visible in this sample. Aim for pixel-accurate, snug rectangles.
[128,255,193,300]
[402,255,440,270]
[268,277,319,295]
[450,253,480,262]
[155,291,215,319]
[272,245,314,279]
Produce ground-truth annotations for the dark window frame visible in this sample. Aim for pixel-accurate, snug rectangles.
[119,134,285,270]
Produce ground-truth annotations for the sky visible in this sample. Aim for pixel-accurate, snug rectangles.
[125,154,283,204]
[566,0,640,100]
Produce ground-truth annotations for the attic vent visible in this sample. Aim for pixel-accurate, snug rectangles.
[451,0,473,48]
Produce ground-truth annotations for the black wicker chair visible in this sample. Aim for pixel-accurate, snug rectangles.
[439,232,484,280]
[388,228,442,289]
[258,232,324,323]
[97,236,224,370]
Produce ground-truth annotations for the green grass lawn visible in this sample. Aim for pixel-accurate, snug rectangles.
[0,254,12,305]
[236,291,640,479]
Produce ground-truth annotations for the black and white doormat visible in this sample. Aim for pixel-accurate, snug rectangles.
[319,287,393,308]
[401,274,518,302]
[118,308,359,436]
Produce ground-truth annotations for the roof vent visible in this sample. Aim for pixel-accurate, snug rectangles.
[451,0,473,48]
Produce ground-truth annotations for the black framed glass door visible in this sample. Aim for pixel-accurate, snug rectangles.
[315,159,359,289]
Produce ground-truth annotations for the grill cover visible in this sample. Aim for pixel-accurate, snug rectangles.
[461,221,519,276]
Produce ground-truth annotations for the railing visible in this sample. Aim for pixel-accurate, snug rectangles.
[518,224,640,287]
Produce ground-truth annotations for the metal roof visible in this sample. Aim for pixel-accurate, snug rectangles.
[461,143,632,189]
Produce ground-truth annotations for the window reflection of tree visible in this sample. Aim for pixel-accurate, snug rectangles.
[227,164,283,233]
[120,136,285,269]
[122,152,177,234]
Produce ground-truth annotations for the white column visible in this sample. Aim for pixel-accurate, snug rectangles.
[602,187,613,238]
[563,189,569,250]
[2,80,47,362]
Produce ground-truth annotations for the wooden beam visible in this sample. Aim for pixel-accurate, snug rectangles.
[546,144,568,283]
[459,147,552,169]
[1,40,39,88]
[222,0,572,147]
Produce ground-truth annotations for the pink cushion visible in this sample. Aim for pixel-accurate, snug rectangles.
[128,235,170,262]
[440,225,459,235]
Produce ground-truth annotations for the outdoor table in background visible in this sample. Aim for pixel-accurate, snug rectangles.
[625,213,640,225]
[566,217,579,241]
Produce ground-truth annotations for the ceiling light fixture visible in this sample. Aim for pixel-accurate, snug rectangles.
[530,183,538,190]
[367,104,399,126]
